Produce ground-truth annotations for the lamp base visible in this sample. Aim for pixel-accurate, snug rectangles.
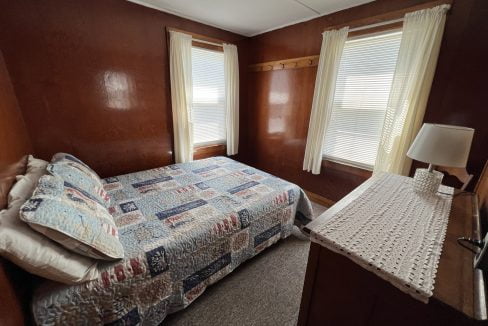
[413,168,443,194]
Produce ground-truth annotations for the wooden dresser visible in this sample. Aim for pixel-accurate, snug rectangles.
[298,177,488,326]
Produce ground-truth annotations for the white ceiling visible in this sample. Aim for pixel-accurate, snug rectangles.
[126,0,375,37]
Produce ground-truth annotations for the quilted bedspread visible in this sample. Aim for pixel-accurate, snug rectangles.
[32,157,313,325]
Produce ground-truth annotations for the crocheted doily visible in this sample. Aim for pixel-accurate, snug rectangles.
[311,173,453,303]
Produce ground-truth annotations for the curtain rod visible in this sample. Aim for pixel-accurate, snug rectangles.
[192,38,223,48]
[348,18,404,33]
[323,0,452,33]
[167,27,228,48]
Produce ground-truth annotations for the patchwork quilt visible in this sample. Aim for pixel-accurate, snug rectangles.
[32,157,313,325]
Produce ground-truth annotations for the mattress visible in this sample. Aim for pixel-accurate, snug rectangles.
[32,157,313,325]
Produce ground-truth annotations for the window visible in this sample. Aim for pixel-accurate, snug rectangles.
[323,31,402,170]
[191,46,226,146]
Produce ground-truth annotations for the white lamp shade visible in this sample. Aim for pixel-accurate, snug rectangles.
[407,123,474,168]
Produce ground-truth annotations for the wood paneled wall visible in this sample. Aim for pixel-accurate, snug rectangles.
[0,0,245,178]
[0,50,31,326]
[239,66,371,202]
[0,0,486,202]
[420,0,488,188]
[241,0,488,201]
[0,50,31,209]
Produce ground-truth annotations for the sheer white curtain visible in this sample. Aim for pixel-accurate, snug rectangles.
[169,31,194,163]
[223,43,239,156]
[374,5,450,175]
[303,27,349,174]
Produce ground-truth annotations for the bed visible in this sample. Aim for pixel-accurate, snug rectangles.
[31,156,313,325]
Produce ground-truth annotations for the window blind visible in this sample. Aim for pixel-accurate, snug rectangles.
[323,31,402,169]
[191,47,226,146]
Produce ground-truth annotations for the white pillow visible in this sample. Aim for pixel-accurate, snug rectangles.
[1,155,99,284]
[27,154,48,174]
[0,200,99,284]
[7,176,34,208]
[7,155,49,207]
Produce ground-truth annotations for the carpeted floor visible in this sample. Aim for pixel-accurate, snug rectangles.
[164,201,327,326]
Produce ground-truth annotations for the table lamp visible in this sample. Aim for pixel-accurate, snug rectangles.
[407,123,474,193]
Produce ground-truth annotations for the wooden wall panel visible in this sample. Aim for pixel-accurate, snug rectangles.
[243,0,488,201]
[0,50,31,326]
[420,0,488,188]
[0,0,245,178]
[0,50,31,209]
[242,67,371,201]
[247,0,440,63]
[0,0,485,202]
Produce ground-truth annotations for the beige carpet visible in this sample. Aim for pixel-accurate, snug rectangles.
[164,202,327,326]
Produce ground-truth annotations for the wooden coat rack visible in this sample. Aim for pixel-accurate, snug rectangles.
[248,55,319,72]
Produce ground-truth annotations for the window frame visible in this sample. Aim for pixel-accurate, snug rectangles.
[322,28,403,171]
